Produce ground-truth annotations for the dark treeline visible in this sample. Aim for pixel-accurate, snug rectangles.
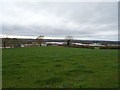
[2,38,119,43]
[1,38,120,49]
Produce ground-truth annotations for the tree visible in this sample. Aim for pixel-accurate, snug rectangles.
[2,35,10,48]
[65,36,73,46]
[36,36,44,46]
[0,37,2,48]
[11,38,21,48]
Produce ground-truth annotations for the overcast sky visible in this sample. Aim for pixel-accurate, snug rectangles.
[0,2,118,41]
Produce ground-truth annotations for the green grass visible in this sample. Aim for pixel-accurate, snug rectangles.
[2,46,119,88]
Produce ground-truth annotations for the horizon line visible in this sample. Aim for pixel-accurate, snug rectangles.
[0,35,119,41]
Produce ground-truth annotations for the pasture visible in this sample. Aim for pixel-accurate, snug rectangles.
[2,46,118,88]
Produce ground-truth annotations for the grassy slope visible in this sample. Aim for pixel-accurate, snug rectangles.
[2,46,118,88]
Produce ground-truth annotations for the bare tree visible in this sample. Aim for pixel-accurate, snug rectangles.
[12,38,21,48]
[36,36,44,46]
[65,36,73,46]
[2,35,10,48]
[0,37,2,48]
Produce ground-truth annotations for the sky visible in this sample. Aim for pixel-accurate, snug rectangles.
[0,1,118,41]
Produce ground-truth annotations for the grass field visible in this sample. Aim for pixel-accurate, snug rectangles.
[2,46,119,88]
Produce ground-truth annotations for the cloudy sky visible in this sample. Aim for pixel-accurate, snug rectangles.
[0,1,118,41]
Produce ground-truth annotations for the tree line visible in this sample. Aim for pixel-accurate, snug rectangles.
[1,35,73,48]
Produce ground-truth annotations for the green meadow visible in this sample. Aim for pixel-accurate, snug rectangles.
[2,46,119,88]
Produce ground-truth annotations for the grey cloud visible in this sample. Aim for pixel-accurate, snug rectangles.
[1,2,118,41]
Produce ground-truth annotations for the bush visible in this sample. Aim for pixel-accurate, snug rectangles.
[100,46,120,49]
